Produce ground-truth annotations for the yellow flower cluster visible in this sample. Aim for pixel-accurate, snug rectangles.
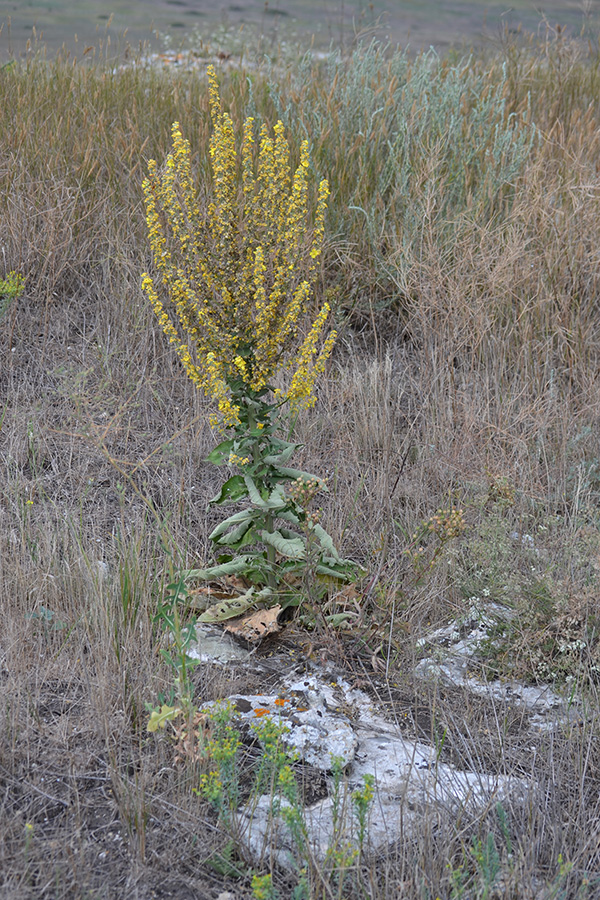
[141,65,335,426]
[228,452,251,467]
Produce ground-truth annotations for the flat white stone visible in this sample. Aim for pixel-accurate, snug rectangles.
[185,625,252,664]
[203,689,358,770]
[177,616,561,869]
[231,669,532,870]
[414,609,581,731]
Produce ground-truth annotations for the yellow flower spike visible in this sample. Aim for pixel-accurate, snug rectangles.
[256,123,277,234]
[142,66,335,426]
[241,116,256,225]
[286,303,336,411]
[309,179,330,267]
[272,120,291,239]
[233,356,248,380]
[207,64,222,128]
[252,245,267,316]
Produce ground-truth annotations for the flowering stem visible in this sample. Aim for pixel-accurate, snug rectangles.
[245,403,277,587]
[264,512,276,588]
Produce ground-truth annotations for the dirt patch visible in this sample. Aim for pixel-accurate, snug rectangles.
[0,651,267,899]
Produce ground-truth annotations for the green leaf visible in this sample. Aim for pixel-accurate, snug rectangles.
[243,474,264,506]
[209,509,254,541]
[326,612,356,628]
[278,526,303,542]
[269,436,300,452]
[242,396,267,412]
[274,466,328,489]
[260,529,306,559]
[278,508,301,526]
[312,523,342,561]
[266,484,287,510]
[234,555,273,585]
[206,439,235,465]
[243,477,287,511]
[316,560,363,580]
[235,527,261,551]
[184,557,252,580]
[278,558,307,573]
[165,578,189,600]
[246,429,265,440]
[217,520,255,547]
[278,592,303,611]
[197,589,257,623]
[205,840,244,878]
[208,475,248,506]
[147,704,182,732]
[263,445,296,466]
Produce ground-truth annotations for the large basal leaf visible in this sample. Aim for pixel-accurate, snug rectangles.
[260,529,306,559]
[243,474,265,506]
[184,557,252,580]
[243,477,287,511]
[269,436,301,451]
[208,475,249,507]
[197,589,257,623]
[216,520,255,547]
[251,555,283,583]
[262,444,297,466]
[206,438,235,465]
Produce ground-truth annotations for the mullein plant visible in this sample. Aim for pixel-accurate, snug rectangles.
[142,66,359,619]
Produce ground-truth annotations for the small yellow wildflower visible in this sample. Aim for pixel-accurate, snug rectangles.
[228,452,251,467]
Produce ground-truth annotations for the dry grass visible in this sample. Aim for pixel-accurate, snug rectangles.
[1,30,600,898]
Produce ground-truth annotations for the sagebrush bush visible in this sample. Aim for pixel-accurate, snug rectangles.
[267,44,536,307]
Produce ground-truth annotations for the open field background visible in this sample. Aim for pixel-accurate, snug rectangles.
[2,17,600,900]
[0,0,594,59]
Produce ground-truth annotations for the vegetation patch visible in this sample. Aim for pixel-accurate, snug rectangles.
[2,24,600,899]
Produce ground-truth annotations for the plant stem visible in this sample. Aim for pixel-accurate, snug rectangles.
[247,403,277,588]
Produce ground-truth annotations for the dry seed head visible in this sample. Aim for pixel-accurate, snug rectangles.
[288,476,325,507]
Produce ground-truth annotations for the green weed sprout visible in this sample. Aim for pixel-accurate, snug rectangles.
[251,873,278,900]
[142,66,360,610]
[0,271,24,321]
[199,702,242,827]
[352,773,375,854]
